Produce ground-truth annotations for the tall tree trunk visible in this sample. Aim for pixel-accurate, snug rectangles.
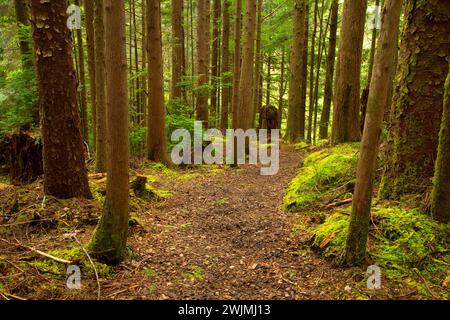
[75,0,89,143]
[13,0,32,67]
[237,0,257,130]
[171,0,185,103]
[331,0,367,144]
[286,0,307,142]
[380,0,450,199]
[266,53,271,107]
[90,0,129,265]
[211,0,221,127]
[319,0,338,140]
[85,0,97,149]
[196,0,211,127]
[300,3,308,133]
[147,0,170,165]
[231,0,242,129]
[141,0,148,127]
[132,0,140,124]
[94,0,107,172]
[344,0,402,266]
[431,61,450,224]
[252,0,263,127]
[278,46,286,127]
[307,0,318,144]
[30,0,91,199]
[220,0,231,132]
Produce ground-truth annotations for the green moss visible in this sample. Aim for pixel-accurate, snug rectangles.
[182,265,205,281]
[284,143,359,210]
[142,268,159,278]
[145,162,178,177]
[311,206,450,298]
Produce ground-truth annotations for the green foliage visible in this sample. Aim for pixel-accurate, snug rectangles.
[0,68,38,137]
[166,114,195,151]
[311,207,450,298]
[182,265,205,282]
[129,125,147,156]
[284,143,360,210]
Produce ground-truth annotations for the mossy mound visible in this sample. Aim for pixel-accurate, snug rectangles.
[284,143,359,211]
[312,206,450,298]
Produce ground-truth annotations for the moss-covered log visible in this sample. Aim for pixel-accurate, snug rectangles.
[380,0,450,199]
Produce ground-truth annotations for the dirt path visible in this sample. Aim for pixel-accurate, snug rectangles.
[108,145,349,300]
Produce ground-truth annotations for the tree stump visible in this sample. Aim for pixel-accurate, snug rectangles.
[0,136,11,175]
[131,175,158,200]
[259,105,280,131]
[9,131,43,185]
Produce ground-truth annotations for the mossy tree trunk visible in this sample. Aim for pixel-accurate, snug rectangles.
[90,0,129,265]
[344,0,402,266]
[147,0,170,165]
[331,0,367,144]
[30,0,91,199]
[431,62,450,224]
[286,0,307,142]
[380,0,450,199]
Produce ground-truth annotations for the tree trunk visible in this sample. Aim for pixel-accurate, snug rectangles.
[90,0,129,265]
[211,0,221,127]
[94,0,107,172]
[231,0,242,129]
[237,0,257,130]
[286,0,307,142]
[319,0,338,140]
[331,0,367,144]
[171,0,185,103]
[344,0,402,266]
[220,0,231,132]
[278,46,286,127]
[13,0,33,67]
[307,0,318,144]
[85,0,97,149]
[196,0,211,127]
[252,0,263,127]
[431,61,450,224]
[380,0,450,199]
[75,0,89,143]
[147,0,170,165]
[266,52,271,107]
[30,0,91,199]
[9,131,43,185]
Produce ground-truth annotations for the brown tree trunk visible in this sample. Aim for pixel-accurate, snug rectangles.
[30,0,91,199]
[85,0,97,149]
[278,46,286,127]
[75,0,89,143]
[252,0,263,127]
[431,61,450,224]
[220,0,231,132]
[307,0,318,144]
[13,0,32,67]
[196,0,211,127]
[9,131,43,185]
[331,0,367,144]
[380,0,450,199]
[266,53,271,107]
[237,0,257,130]
[171,0,185,103]
[286,0,307,142]
[147,0,170,165]
[344,0,402,266]
[319,0,338,140]
[211,0,221,127]
[90,0,130,265]
[231,0,242,129]
[94,0,107,172]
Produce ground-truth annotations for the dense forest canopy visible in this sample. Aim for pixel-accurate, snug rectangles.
[0,0,448,301]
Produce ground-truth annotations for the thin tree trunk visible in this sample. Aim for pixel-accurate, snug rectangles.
[252,0,263,127]
[278,46,286,127]
[211,0,221,127]
[266,52,271,107]
[231,0,242,129]
[90,0,129,265]
[220,0,231,132]
[30,0,91,199]
[85,0,97,149]
[13,0,32,67]
[319,0,338,139]
[94,0,107,172]
[331,0,367,144]
[307,0,318,144]
[344,0,402,266]
[171,0,185,102]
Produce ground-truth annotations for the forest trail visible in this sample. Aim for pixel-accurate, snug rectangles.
[110,145,349,299]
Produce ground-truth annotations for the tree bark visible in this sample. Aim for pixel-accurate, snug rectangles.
[344,0,402,266]
[431,61,450,224]
[286,0,307,142]
[220,0,231,132]
[90,0,129,265]
[196,0,211,127]
[13,0,33,67]
[147,0,170,165]
[231,0,242,129]
[30,0,91,199]
[211,0,221,126]
[380,0,450,199]
[252,0,263,127]
[94,0,107,172]
[307,0,318,144]
[237,0,257,130]
[331,0,367,144]
[171,0,185,103]
[85,0,97,149]
[319,0,338,140]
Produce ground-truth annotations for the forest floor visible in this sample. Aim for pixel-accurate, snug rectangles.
[0,145,433,300]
